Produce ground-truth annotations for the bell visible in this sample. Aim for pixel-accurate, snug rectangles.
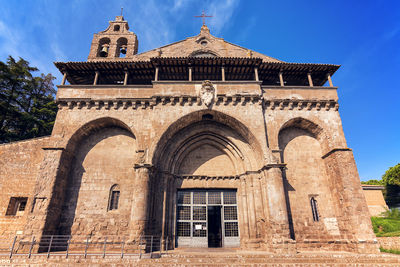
[100,45,109,57]
[120,45,127,55]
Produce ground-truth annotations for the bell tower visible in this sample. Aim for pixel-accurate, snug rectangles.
[87,15,138,61]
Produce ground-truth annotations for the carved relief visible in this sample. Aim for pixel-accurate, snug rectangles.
[200,80,215,107]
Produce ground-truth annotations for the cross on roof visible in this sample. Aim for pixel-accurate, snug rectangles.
[194,10,213,26]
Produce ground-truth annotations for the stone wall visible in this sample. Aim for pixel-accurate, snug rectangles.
[378,237,400,250]
[362,185,388,216]
[0,137,49,239]
[57,127,137,238]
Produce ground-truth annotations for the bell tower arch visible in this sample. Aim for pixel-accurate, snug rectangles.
[88,15,138,61]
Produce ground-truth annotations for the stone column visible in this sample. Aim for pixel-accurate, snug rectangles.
[130,164,152,239]
[252,174,267,242]
[265,166,291,238]
[241,174,262,249]
[239,176,250,242]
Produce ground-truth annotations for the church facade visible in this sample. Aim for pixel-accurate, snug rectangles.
[0,15,378,253]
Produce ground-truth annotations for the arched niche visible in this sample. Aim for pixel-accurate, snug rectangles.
[278,117,338,241]
[115,37,128,58]
[42,117,137,238]
[97,37,111,57]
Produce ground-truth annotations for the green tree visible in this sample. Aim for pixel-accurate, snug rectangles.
[361,179,385,185]
[382,164,400,208]
[0,56,57,143]
[383,164,400,186]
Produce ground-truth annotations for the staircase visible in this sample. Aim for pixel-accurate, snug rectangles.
[138,249,400,266]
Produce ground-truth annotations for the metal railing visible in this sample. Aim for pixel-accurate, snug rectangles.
[0,235,171,259]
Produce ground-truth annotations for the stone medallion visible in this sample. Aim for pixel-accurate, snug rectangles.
[200,80,215,107]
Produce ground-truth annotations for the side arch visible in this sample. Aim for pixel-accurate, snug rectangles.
[278,116,339,241]
[42,117,137,238]
[278,117,330,154]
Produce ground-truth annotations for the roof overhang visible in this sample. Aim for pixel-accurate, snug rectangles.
[55,57,340,86]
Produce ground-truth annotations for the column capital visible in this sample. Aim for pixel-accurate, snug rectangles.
[133,163,154,169]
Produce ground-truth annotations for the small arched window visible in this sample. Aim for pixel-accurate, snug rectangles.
[98,37,111,58]
[108,184,120,211]
[116,37,128,58]
[114,25,120,31]
[310,197,319,221]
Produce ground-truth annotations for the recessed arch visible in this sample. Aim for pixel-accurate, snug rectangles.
[151,110,265,174]
[41,117,137,237]
[65,116,136,153]
[278,116,337,241]
[279,117,328,153]
[173,132,243,176]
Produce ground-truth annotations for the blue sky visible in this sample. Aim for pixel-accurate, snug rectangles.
[0,0,399,181]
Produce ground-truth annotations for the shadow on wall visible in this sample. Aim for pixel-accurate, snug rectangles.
[57,127,135,236]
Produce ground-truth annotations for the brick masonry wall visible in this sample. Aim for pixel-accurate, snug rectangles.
[0,137,49,239]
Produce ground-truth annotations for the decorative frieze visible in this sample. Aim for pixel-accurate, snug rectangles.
[264,99,339,111]
[56,94,262,110]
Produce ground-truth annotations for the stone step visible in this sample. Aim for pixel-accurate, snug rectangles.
[2,252,400,266]
[138,252,400,266]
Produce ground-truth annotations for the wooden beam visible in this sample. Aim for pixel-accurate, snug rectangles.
[155,66,159,81]
[327,73,334,87]
[61,72,67,85]
[93,71,99,85]
[254,67,259,81]
[307,73,314,87]
[124,71,128,85]
[279,72,284,87]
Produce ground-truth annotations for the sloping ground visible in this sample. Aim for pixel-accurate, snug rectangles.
[2,251,400,266]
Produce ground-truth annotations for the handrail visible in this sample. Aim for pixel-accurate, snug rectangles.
[0,235,172,259]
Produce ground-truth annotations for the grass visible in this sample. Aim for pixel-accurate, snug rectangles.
[380,247,400,255]
[371,215,400,237]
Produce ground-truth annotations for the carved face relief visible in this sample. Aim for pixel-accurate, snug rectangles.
[200,80,215,107]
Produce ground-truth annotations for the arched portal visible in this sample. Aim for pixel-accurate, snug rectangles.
[150,110,266,249]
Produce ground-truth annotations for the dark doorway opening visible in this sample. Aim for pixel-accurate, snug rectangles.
[207,206,222,247]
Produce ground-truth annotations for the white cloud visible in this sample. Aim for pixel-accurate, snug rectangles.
[0,20,20,58]
[207,0,240,35]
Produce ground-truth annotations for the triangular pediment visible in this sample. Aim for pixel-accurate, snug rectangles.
[133,26,283,62]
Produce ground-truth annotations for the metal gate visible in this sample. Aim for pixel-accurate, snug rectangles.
[176,189,239,248]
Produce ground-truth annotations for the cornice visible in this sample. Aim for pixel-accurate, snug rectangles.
[264,99,339,111]
[56,94,262,110]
